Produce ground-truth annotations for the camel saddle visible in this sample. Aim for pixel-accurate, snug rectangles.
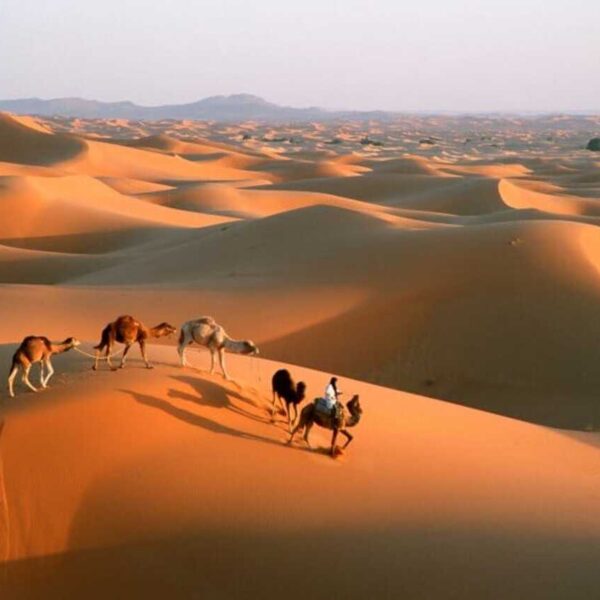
[314,397,344,427]
[315,397,334,416]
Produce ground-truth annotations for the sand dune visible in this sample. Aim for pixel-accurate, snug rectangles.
[264,172,462,203]
[1,348,600,598]
[140,182,416,222]
[500,178,600,217]
[0,175,234,242]
[98,176,175,195]
[0,113,86,166]
[1,111,600,597]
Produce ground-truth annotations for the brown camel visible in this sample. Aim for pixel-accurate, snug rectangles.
[93,315,176,371]
[8,336,81,398]
[271,368,307,432]
[288,394,363,457]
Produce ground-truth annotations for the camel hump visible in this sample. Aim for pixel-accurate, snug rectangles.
[188,317,219,336]
[21,336,50,350]
[272,368,292,389]
[115,315,137,326]
[196,316,216,327]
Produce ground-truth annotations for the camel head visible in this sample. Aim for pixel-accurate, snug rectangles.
[346,394,362,416]
[241,340,259,356]
[62,337,81,349]
[152,322,177,338]
[296,381,307,401]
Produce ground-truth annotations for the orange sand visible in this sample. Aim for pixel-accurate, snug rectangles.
[1,112,600,597]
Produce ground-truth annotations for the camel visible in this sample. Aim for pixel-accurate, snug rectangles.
[178,316,258,380]
[8,336,81,398]
[93,315,176,371]
[271,368,306,431]
[288,395,363,457]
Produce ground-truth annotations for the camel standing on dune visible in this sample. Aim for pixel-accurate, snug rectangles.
[271,369,307,432]
[8,336,81,398]
[289,395,363,457]
[93,315,176,371]
[178,317,258,380]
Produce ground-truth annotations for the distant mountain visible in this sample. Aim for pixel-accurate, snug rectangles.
[0,94,390,122]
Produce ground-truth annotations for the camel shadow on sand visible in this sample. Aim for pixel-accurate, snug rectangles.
[120,377,317,453]
[169,374,271,426]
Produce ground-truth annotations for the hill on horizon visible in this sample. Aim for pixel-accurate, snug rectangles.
[0,94,394,122]
[4,94,596,122]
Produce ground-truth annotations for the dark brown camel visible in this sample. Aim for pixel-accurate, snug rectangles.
[271,368,307,431]
[288,394,363,457]
[93,315,176,370]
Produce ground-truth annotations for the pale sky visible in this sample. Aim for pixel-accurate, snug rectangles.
[0,0,598,112]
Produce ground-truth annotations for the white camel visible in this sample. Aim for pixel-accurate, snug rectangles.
[177,317,258,380]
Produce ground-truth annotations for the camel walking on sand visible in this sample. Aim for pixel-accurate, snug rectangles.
[178,317,258,380]
[288,395,363,457]
[271,369,307,431]
[8,336,81,398]
[93,315,176,371]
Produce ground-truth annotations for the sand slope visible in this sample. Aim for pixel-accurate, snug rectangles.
[0,113,600,424]
[1,112,600,597]
[1,347,600,598]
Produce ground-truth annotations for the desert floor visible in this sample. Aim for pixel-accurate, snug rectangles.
[1,112,600,598]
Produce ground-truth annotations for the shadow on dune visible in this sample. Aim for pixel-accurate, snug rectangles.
[2,526,600,599]
[172,374,265,412]
[0,115,86,166]
[120,386,285,450]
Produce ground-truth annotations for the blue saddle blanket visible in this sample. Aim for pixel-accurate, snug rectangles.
[315,397,334,415]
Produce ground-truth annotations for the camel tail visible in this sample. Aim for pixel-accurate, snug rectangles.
[94,325,111,350]
[178,327,186,347]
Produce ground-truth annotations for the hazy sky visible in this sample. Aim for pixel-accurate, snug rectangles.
[0,0,598,112]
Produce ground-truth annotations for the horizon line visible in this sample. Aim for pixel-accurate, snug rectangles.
[0,94,598,117]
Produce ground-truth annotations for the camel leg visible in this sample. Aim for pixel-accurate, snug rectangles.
[43,359,55,387]
[330,428,340,457]
[271,392,285,419]
[39,361,45,388]
[288,410,308,445]
[106,342,117,371]
[209,349,215,374]
[218,348,230,380]
[120,344,132,369]
[303,421,314,448]
[271,391,278,419]
[177,331,191,367]
[8,365,18,398]
[291,404,298,427]
[287,426,296,445]
[287,417,300,444]
[178,346,187,367]
[93,349,101,371]
[139,339,153,369]
[340,429,354,449]
[22,365,38,393]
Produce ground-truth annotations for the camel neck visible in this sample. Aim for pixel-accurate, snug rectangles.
[223,337,244,350]
[347,412,361,427]
[50,343,71,354]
